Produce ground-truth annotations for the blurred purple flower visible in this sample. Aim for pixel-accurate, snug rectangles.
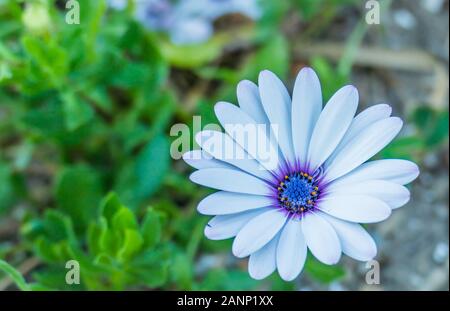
[108,0,262,45]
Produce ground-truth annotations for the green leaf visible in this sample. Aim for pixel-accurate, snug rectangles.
[379,136,424,161]
[128,249,169,288]
[295,0,325,20]
[159,36,224,68]
[305,256,345,284]
[111,208,138,232]
[412,106,449,148]
[115,135,170,206]
[21,102,65,137]
[98,220,122,257]
[141,208,162,249]
[117,229,144,261]
[111,62,153,88]
[55,165,102,233]
[39,210,78,244]
[0,260,30,291]
[135,135,170,199]
[22,35,68,84]
[198,269,258,291]
[0,160,16,214]
[87,222,103,255]
[427,110,449,147]
[100,192,124,223]
[170,253,193,290]
[311,57,348,101]
[61,91,95,131]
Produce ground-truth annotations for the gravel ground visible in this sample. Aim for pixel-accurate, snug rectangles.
[198,0,449,291]
[321,0,449,291]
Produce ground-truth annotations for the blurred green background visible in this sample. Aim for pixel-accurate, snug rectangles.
[0,0,448,290]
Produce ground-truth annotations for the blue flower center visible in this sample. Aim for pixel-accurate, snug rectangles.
[277,172,320,215]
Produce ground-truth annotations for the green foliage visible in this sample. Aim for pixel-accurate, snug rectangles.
[55,165,103,233]
[305,256,346,284]
[0,161,18,214]
[22,193,169,290]
[0,0,447,292]
[380,106,449,161]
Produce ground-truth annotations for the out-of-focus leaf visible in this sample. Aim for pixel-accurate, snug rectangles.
[22,35,68,86]
[412,106,449,148]
[141,208,162,249]
[128,248,169,288]
[159,36,225,68]
[170,253,193,290]
[60,91,95,131]
[117,229,144,261]
[198,269,259,291]
[311,57,348,101]
[115,135,170,207]
[379,136,424,161]
[305,256,345,284]
[0,161,16,213]
[55,166,102,233]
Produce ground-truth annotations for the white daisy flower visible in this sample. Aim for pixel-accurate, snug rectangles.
[183,67,419,281]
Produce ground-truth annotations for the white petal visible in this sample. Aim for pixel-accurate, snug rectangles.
[258,70,296,164]
[291,67,322,164]
[190,168,271,195]
[324,117,403,182]
[332,159,420,186]
[248,233,279,280]
[307,85,359,171]
[237,80,268,126]
[204,208,269,240]
[302,212,341,265]
[232,208,287,258]
[276,218,307,281]
[197,191,273,215]
[327,179,410,209]
[319,212,377,261]
[196,130,273,181]
[183,150,231,170]
[214,102,279,171]
[319,194,391,223]
[325,104,392,167]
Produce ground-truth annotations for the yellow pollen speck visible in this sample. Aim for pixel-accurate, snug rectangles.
[311,191,317,196]
[314,186,319,191]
